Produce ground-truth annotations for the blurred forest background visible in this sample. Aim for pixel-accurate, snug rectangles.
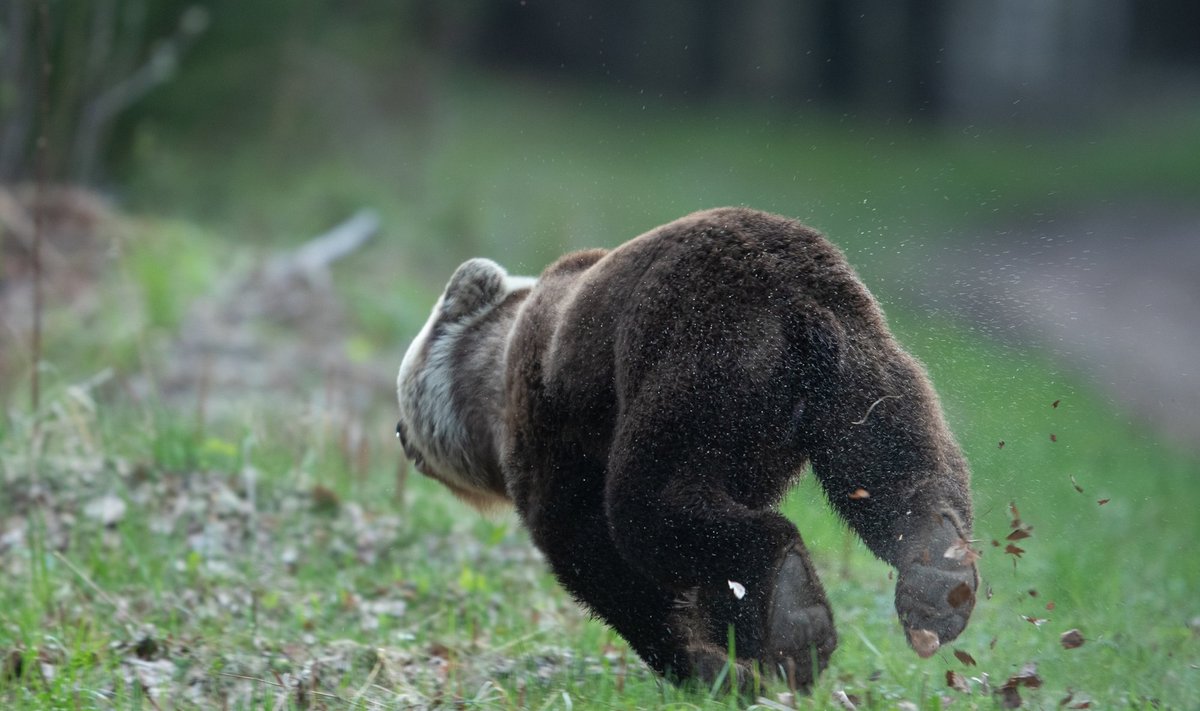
[1,1,1199,708]
[2,0,1199,434]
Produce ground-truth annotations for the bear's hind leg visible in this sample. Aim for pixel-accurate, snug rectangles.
[604,422,837,687]
[525,498,729,683]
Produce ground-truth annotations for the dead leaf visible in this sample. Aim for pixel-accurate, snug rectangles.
[1007,529,1032,541]
[946,670,970,693]
[953,649,977,667]
[3,649,22,680]
[1046,601,1056,611]
[1070,475,1084,493]
[1027,589,1038,597]
[943,538,981,565]
[986,585,994,600]
[1008,501,1021,528]
[1022,616,1047,627]
[311,485,340,513]
[998,440,1006,449]
[1060,629,1085,649]
[1052,399,1060,409]
[1004,544,1025,558]
[849,488,870,500]
[1097,498,1110,506]
[831,688,857,711]
[84,494,127,526]
[1008,663,1043,688]
[996,663,1041,707]
[997,685,1022,708]
[947,582,975,609]
[1050,433,1057,442]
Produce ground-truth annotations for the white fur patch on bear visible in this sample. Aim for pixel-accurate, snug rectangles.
[396,260,536,500]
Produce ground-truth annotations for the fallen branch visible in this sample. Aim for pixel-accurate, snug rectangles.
[268,209,381,279]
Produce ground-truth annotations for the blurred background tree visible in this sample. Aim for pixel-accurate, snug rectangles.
[3,0,1199,187]
[0,0,208,183]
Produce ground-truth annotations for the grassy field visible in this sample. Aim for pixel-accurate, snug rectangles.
[2,74,1198,708]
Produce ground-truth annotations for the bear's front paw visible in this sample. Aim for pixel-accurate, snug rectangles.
[762,545,837,688]
[893,518,979,657]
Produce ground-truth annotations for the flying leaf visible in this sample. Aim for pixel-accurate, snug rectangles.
[1060,629,1085,649]
[1009,663,1043,688]
[849,488,871,500]
[943,538,981,565]
[953,649,977,667]
[998,440,1006,449]
[946,670,970,693]
[997,685,1022,709]
[1022,616,1047,627]
[1008,501,1021,529]
[1097,498,1110,506]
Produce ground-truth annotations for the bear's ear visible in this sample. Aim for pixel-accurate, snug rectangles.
[440,258,508,322]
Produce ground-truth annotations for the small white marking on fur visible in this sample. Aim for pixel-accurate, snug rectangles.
[504,274,537,291]
[728,580,746,599]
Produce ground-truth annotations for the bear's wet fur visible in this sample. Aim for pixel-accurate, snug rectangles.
[396,207,978,690]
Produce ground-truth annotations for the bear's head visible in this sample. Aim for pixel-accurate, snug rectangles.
[396,258,535,509]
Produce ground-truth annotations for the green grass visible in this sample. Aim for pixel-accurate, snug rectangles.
[3,72,1198,708]
[4,314,1194,709]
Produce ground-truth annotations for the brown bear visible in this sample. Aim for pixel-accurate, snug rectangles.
[396,207,978,690]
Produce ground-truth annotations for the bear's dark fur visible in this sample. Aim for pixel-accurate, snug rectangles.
[396,207,977,689]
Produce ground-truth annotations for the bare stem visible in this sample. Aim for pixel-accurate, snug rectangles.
[32,0,51,415]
